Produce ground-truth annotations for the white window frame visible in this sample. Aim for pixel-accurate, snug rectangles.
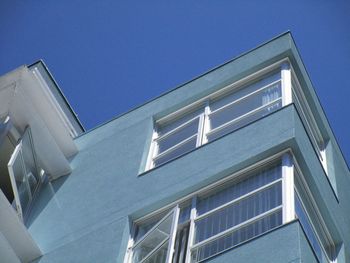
[293,159,336,263]
[290,69,327,174]
[131,150,336,263]
[132,150,307,263]
[126,206,180,263]
[146,60,288,171]
[7,127,41,222]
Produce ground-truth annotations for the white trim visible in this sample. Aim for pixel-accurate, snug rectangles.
[7,142,25,221]
[281,62,292,106]
[146,129,158,170]
[201,102,211,144]
[196,114,205,147]
[31,67,78,138]
[282,153,295,223]
[148,60,287,171]
[166,206,180,263]
[185,197,197,263]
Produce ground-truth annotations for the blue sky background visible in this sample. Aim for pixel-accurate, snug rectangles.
[1,1,349,164]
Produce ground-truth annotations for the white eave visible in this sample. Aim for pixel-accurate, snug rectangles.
[0,65,79,179]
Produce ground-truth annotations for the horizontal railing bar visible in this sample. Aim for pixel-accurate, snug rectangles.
[191,206,282,250]
[154,134,197,160]
[156,115,201,142]
[208,98,282,136]
[210,79,281,115]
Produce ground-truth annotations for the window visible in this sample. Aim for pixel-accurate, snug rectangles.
[7,127,41,221]
[294,169,336,263]
[128,153,336,263]
[291,74,327,173]
[148,70,283,169]
[191,164,282,262]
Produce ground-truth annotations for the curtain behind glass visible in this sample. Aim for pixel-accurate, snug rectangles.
[197,164,282,215]
[192,164,283,262]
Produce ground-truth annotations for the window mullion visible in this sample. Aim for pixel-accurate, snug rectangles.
[281,62,292,106]
[166,206,180,263]
[185,196,197,263]
[201,101,210,145]
[282,152,295,223]
[147,129,159,170]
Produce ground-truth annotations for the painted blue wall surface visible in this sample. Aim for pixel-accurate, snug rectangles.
[27,33,350,262]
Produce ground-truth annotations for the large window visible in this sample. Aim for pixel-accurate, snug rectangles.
[148,70,282,169]
[127,153,336,263]
[291,74,327,172]
[294,170,335,263]
[147,61,327,172]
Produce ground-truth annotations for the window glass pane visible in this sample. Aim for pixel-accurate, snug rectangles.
[157,118,199,154]
[142,240,169,263]
[154,137,197,167]
[210,72,281,111]
[132,213,173,263]
[179,204,191,224]
[11,152,30,212]
[295,193,329,262]
[134,218,161,243]
[209,82,281,131]
[195,182,282,243]
[207,99,281,142]
[192,210,282,262]
[21,129,39,194]
[158,107,203,136]
[197,165,282,215]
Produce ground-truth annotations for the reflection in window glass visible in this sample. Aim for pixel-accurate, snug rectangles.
[295,193,329,263]
[157,118,199,154]
[154,137,197,167]
[132,212,173,263]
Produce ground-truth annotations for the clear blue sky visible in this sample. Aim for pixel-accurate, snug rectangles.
[1,1,349,164]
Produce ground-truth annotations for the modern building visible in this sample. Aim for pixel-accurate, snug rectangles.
[0,32,349,263]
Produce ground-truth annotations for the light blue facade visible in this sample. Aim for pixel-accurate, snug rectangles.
[21,32,350,262]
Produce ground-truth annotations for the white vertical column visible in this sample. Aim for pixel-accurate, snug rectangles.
[185,196,197,263]
[201,101,211,145]
[282,152,295,223]
[145,129,158,170]
[281,62,292,106]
